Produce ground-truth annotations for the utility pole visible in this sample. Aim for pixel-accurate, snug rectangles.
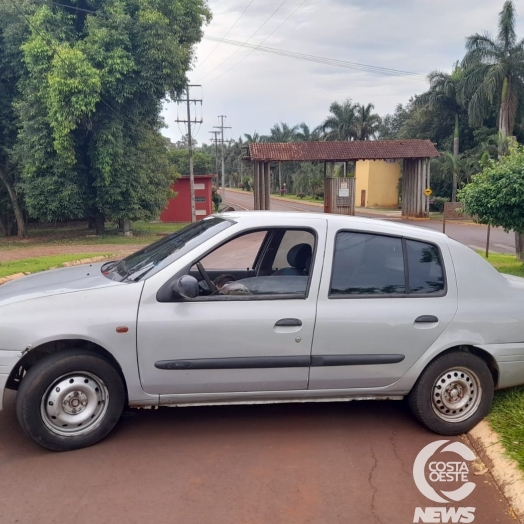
[214,116,231,207]
[175,84,202,223]
[209,130,220,179]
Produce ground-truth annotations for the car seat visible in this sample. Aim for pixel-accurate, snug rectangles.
[273,243,312,276]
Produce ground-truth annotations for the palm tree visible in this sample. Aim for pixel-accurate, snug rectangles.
[264,122,298,143]
[415,64,465,200]
[322,99,358,141]
[263,123,298,190]
[461,0,524,137]
[244,132,262,143]
[353,103,382,140]
[295,123,322,141]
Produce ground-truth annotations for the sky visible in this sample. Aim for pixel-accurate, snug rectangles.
[161,0,524,145]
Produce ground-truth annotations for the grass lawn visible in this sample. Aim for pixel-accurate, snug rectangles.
[478,251,524,278]
[0,253,112,278]
[270,193,323,204]
[0,220,187,250]
[476,251,524,471]
[488,387,524,472]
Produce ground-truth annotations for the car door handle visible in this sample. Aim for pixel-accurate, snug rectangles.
[415,315,439,323]
[275,318,302,327]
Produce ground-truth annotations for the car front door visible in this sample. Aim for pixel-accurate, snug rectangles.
[309,228,458,390]
[136,219,327,396]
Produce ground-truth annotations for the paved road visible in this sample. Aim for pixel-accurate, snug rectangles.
[225,190,516,255]
[0,390,518,524]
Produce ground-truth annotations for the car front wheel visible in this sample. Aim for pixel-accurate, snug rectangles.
[408,351,494,435]
[16,349,125,451]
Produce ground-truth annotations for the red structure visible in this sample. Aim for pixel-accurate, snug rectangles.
[160,175,214,222]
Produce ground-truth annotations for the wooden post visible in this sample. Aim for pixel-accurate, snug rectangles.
[264,162,271,210]
[486,224,491,258]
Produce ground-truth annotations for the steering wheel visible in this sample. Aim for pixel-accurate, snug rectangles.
[196,262,217,294]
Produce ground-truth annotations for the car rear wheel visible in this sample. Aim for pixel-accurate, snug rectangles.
[16,349,125,451]
[408,351,494,435]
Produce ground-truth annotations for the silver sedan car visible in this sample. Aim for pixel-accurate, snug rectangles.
[1,212,523,451]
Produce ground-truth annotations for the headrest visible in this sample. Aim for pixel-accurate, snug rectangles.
[287,244,312,271]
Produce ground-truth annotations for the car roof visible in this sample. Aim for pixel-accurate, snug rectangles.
[218,211,448,243]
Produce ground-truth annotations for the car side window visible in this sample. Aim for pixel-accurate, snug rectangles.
[189,228,316,300]
[330,232,405,296]
[406,240,445,294]
[196,230,268,270]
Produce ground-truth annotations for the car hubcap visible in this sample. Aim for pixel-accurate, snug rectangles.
[41,372,109,437]
[432,367,482,423]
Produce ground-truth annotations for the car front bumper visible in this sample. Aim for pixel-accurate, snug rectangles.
[0,350,22,411]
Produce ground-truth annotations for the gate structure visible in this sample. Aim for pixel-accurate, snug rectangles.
[245,140,439,218]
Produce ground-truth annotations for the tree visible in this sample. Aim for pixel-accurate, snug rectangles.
[295,123,322,141]
[459,143,524,259]
[378,104,410,140]
[461,1,524,138]
[2,0,210,234]
[322,99,358,141]
[244,132,263,143]
[264,122,298,142]
[353,103,381,140]
[0,5,27,236]
[415,64,465,200]
[168,149,213,176]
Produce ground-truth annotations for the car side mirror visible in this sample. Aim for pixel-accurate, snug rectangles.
[171,275,199,300]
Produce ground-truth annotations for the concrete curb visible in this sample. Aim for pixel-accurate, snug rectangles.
[0,255,113,287]
[468,420,524,521]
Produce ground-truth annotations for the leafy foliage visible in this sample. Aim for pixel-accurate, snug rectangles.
[0,0,210,232]
[459,144,524,232]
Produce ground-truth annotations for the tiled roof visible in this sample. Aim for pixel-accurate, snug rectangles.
[248,140,439,161]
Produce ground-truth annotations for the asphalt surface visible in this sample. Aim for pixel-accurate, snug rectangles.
[225,190,516,255]
[0,192,520,524]
[0,390,517,524]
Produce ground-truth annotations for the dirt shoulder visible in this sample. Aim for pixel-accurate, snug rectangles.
[0,244,140,262]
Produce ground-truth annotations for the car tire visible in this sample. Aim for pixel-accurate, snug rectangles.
[16,349,125,451]
[408,351,494,435]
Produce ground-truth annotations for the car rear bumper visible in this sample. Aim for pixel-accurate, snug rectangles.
[0,350,22,411]
[478,343,524,389]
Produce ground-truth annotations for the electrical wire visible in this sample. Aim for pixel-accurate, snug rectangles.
[195,0,291,83]
[203,36,427,78]
[193,0,257,70]
[203,0,308,85]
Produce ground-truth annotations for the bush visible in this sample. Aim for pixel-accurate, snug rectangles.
[430,196,449,213]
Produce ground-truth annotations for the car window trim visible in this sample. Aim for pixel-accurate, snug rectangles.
[327,229,447,299]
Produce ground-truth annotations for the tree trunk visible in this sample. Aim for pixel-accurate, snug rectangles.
[498,76,515,139]
[94,214,105,235]
[452,113,459,202]
[278,162,282,191]
[515,232,524,261]
[0,167,27,238]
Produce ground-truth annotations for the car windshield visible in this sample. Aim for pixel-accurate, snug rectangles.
[105,217,233,282]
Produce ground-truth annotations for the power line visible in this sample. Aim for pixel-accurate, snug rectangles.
[203,0,308,86]
[203,35,427,79]
[193,0,257,70]
[195,0,291,83]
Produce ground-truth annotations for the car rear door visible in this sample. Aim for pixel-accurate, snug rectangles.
[136,218,327,396]
[309,227,458,390]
